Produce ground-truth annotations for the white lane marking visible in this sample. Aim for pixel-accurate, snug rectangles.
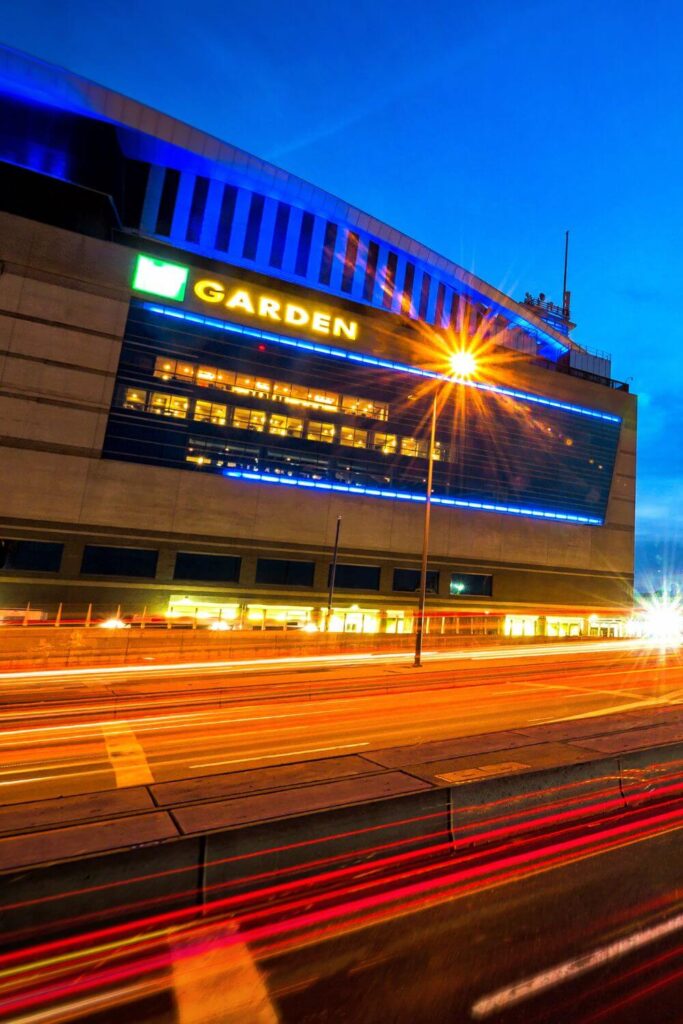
[0,639,650,683]
[471,909,683,1019]
[190,742,369,769]
[101,723,154,787]
[532,694,682,724]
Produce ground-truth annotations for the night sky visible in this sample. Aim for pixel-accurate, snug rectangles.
[2,1,680,590]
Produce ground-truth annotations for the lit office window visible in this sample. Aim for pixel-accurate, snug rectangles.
[123,387,147,410]
[307,421,336,443]
[269,414,304,438]
[340,426,368,448]
[401,437,428,459]
[232,407,266,432]
[149,392,189,418]
[153,357,176,382]
[373,432,397,453]
[194,400,227,425]
[175,362,196,382]
[341,395,388,420]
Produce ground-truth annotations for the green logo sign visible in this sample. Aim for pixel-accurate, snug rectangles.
[132,254,189,301]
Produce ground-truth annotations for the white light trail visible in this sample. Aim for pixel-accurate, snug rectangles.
[471,908,683,1018]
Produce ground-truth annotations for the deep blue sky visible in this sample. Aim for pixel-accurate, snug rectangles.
[2,1,681,587]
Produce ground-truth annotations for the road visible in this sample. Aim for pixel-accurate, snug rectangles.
[0,639,681,806]
[2,782,683,1022]
[2,639,683,1023]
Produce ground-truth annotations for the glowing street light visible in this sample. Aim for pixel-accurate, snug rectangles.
[639,594,683,645]
[414,348,478,667]
[450,349,477,379]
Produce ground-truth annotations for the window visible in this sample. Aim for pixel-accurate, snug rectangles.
[81,545,158,578]
[341,231,359,293]
[150,358,388,422]
[154,357,176,382]
[186,175,209,244]
[196,365,234,389]
[269,414,303,438]
[382,251,398,308]
[363,240,380,301]
[329,563,381,590]
[449,573,493,597]
[149,392,189,418]
[418,271,432,321]
[0,539,63,573]
[373,432,397,454]
[307,421,335,443]
[175,362,196,383]
[433,441,448,462]
[270,201,291,269]
[340,426,368,448]
[232,407,266,432]
[123,387,147,410]
[122,159,150,229]
[196,366,216,386]
[256,558,315,586]
[243,192,265,260]
[155,168,180,236]
[400,262,415,316]
[434,282,446,326]
[194,401,227,425]
[295,211,315,277]
[233,374,270,398]
[401,437,428,459]
[393,568,439,593]
[319,221,338,285]
[341,395,388,420]
[174,552,241,583]
[215,184,238,251]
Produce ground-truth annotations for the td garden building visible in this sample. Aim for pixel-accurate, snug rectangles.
[0,47,636,636]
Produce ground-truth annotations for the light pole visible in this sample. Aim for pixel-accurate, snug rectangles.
[413,349,477,668]
[414,392,438,667]
[327,514,342,630]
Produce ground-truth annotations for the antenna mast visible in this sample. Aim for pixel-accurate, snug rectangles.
[562,230,570,318]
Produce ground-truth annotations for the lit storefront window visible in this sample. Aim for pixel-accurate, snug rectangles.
[504,615,538,637]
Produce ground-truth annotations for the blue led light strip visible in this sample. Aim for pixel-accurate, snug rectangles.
[222,470,603,526]
[141,302,622,425]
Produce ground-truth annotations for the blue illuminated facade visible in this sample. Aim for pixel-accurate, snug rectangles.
[103,293,620,525]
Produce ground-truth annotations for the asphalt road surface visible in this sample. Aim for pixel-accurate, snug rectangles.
[0,640,682,806]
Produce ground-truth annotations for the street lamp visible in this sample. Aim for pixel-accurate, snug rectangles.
[414,349,477,667]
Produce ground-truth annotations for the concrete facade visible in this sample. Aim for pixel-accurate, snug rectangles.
[0,211,636,623]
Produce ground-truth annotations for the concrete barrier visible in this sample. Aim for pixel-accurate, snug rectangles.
[619,742,683,808]
[448,757,625,847]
